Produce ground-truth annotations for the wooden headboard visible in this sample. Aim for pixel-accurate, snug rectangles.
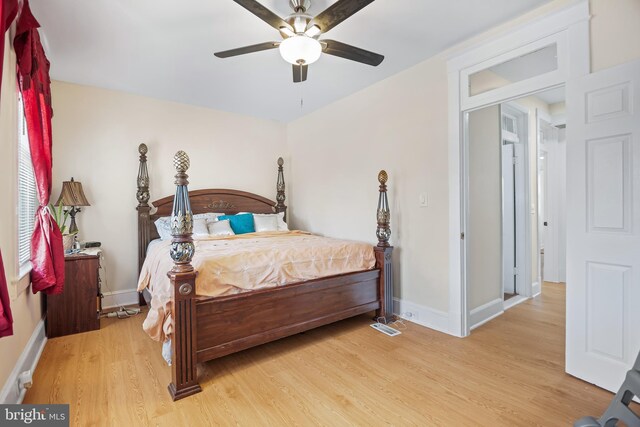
[135,144,287,274]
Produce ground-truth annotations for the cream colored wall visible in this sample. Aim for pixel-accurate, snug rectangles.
[50,82,288,299]
[0,36,43,395]
[287,54,450,310]
[590,0,640,72]
[467,106,502,310]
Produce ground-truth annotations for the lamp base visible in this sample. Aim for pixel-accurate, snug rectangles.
[67,207,80,235]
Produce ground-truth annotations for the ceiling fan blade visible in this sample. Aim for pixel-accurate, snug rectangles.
[292,64,308,83]
[214,42,279,58]
[322,39,384,66]
[312,0,375,33]
[233,0,292,32]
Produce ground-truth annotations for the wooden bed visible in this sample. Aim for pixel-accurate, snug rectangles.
[135,144,394,400]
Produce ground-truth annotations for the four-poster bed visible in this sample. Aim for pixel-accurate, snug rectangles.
[135,144,394,400]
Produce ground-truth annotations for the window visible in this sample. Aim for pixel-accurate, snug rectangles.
[17,95,38,270]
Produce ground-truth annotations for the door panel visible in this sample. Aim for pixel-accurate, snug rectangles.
[566,59,640,392]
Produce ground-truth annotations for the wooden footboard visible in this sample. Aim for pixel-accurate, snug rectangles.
[138,147,394,401]
[195,270,381,362]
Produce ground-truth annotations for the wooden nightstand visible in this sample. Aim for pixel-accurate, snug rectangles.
[46,252,101,338]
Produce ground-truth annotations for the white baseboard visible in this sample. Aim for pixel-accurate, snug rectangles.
[393,298,450,334]
[503,294,529,310]
[532,281,541,297]
[102,289,139,309]
[0,319,47,404]
[469,298,503,330]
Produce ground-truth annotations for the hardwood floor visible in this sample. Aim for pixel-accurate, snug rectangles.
[25,283,621,426]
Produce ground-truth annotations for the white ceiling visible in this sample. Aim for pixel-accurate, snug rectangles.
[535,86,565,105]
[32,0,553,122]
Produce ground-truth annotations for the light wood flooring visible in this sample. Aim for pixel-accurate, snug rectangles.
[25,283,622,426]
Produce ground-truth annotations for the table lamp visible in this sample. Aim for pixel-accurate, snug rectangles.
[55,177,90,235]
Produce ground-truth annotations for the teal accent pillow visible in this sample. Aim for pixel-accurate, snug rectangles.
[217,214,255,235]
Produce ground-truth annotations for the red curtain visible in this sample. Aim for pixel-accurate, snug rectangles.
[0,251,13,338]
[14,0,64,295]
[1,0,18,92]
[0,0,19,337]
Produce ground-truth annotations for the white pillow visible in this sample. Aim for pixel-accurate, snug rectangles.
[254,215,278,232]
[154,213,221,240]
[154,217,173,240]
[252,212,289,231]
[192,218,209,236]
[207,219,235,236]
[205,213,225,224]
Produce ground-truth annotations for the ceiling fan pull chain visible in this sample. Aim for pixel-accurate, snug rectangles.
[300,67,304,109]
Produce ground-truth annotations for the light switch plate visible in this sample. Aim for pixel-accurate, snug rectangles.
[419,192,428,207]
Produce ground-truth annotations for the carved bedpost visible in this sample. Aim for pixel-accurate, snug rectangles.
[167,151,201,401]
[275,157,287,220]
[374,170,394,322]
[137,144,151,306]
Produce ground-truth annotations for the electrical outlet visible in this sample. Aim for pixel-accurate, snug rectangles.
[403,311,419,321]
[18,370,32,391]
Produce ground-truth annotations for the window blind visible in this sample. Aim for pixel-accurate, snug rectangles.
[17,96,38,268]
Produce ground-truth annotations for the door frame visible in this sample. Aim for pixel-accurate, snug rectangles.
[446,1,590,337]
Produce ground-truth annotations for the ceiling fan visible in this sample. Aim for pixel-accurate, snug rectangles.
[214,0,384,83]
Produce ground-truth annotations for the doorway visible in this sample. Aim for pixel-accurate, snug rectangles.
[465,87,567,328]
[500,104,527,304]
[537,109,567,284]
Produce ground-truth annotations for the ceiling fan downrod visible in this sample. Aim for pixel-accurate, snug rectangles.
[289,0,311,13]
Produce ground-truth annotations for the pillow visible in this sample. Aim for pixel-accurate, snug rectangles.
[154,217,173,240]
[217,213,255,234]
[254,214,278,232]
[192,218,209,236]
[154,212,220,240]
[205,213,225,224]
[207,219,235,236]
[252,212,289,231]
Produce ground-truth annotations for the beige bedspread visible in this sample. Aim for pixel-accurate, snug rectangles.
[137,231,375,342]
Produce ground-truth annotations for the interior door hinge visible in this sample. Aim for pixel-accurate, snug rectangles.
[460,232,465,240]
[512,156,519,165]
[513,267,519,276]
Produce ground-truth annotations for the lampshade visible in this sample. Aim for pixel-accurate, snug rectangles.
[279,35,321,65]
[56,177,90,207]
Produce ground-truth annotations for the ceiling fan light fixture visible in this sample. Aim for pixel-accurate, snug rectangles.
[279,35,322,65]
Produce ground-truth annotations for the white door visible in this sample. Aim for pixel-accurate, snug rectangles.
[502,142,516,295]
[566,59,640,392]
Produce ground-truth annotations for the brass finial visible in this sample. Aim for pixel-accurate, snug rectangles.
[174,151,190,173]
[277,157,284,167]
[378,170,388,185]
[138,143,148,155]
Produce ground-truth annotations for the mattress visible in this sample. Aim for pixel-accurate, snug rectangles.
[137,231,376,342]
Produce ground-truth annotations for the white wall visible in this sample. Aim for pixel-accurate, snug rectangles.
[0,35,43,398]
[51,82,288,304]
